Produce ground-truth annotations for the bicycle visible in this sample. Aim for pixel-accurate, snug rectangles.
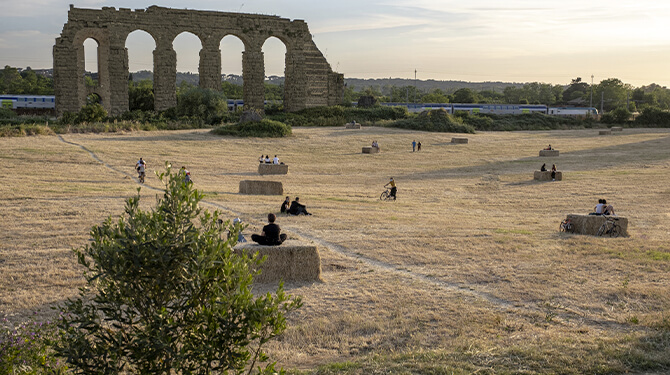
[559,218,574,233]
[597,216,620,238]
[380,188,396,201]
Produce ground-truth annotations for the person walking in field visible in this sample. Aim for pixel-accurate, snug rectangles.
[412,140,416,152]
[417,141,422,151]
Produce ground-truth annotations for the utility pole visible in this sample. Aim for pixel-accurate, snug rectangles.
[414,69,417,105]
[590,74,594,108]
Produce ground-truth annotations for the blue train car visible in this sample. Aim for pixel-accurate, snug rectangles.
[0,95,56,109]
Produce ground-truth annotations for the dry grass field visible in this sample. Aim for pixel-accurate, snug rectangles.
[1,126,670,373]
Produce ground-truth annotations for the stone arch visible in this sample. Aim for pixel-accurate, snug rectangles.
[262,36,287,104]
[219,34,245,95]
[172,31,203,87]
[54,6,343,116]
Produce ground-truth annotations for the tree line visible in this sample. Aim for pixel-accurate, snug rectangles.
[3,65,670,113]
[344,77,670,113]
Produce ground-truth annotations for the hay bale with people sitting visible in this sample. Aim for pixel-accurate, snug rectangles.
[234,240,322,283]
[539,149,559,157]
[451,137,469,144]
[362,146,380,154]
[239,180,283,195]
[258,163,289,175]
[345,122,361,129]
[565,214,629,237]
[534,170,562,181]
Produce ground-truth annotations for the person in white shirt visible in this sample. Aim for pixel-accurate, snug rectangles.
[273,155,279,164]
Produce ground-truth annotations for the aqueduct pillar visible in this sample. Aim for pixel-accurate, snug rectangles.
[54,5,344,116]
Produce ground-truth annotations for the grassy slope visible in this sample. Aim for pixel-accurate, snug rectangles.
[1,127,669,373]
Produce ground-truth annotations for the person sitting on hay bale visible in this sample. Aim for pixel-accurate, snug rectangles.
[251,213,287,246]
[280,196,291,213]
[544,144,553,150]
[551,164,557,181]
[273,155,279,165]
[540,163,547,172]
[591,199,616,216]
[289,197,312,215]
[264,155,271,164]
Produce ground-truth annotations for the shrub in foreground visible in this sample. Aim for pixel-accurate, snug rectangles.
[212,118,292,137]
[56,165,301,374]
[0,317,68,374]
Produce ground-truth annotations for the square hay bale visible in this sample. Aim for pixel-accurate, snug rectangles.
[451,137,469,144]
[534,170,562,181]
[239,180,283,195]
[539,149,559,157]
[234,240,322,283]
[345,123,361,129]
[599,130,612,135]
[611,126,623,132]
[565,214,628,237]
[362,146,380,154]
[258,163,289,175]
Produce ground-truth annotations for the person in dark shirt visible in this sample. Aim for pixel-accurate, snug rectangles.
[251,213,287,246]
[289,197,311,215]
[280,196,291,213]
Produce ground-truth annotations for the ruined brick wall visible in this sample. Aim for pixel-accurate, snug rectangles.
[54,5,344,115]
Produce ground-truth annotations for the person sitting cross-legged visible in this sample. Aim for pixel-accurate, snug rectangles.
[251,213,287,246]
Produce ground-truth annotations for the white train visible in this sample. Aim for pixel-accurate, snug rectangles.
[0,95,56,109]
[382,102,598,117]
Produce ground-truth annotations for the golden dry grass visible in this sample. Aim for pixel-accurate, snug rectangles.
[1,127,670,372]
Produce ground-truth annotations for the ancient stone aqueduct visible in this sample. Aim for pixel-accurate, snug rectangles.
[53,5,344,115]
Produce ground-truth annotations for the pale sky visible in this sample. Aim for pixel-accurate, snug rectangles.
[1,0,669,87]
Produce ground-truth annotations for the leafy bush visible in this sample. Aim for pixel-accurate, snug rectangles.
[267,105,409,127]
[212,119,292,137]
[0,107,16,119]
[78,103,107,123]
[452,112,594,131]
[1,317,68,374]
[385,109,476,133]
[56,165,301,374]
[601,107,632,124]
[635,107,670,127]
[174,87,228,124]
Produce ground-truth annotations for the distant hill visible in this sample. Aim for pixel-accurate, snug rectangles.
[344,78,523,95]
[127,71,522,93]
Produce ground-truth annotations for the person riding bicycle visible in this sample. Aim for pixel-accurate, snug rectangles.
[384,177,397,200]
[135,158,146,181]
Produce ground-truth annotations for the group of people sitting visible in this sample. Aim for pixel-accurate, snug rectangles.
[280,196,312,215]
[592,199,616,216]
[371,140,380,149]
[540,163,558,181]
[259,155,282,164]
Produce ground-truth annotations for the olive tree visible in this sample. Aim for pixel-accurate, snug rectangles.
[56,164,301,374]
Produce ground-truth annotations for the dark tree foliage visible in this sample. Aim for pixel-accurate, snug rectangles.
[56,165,301,374]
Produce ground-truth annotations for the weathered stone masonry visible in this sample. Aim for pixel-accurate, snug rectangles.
[54,5,344,115]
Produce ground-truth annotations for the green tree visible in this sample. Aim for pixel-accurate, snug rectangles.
[452,88,478,103]
[593,78,632,112]
[56,165,301,374]
[221,81,243,99]
[562,77,589,103]
[128,79,154,111]
[421,89,450,103]
[265,83,284,102]
[175,86,228,124]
